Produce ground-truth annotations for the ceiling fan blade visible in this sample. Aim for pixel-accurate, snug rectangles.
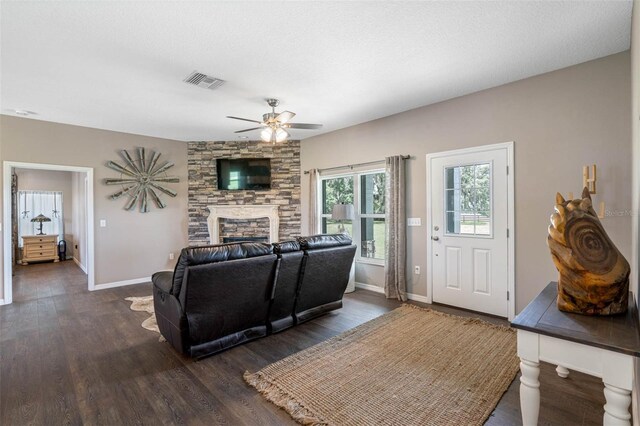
[234,127,263,133]
[226,116,263,124]
[285,123,323,129]
[275,110,296,124]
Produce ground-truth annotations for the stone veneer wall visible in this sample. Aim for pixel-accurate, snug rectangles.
[188,140,301,245]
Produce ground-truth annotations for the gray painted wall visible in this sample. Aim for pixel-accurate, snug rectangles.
[0,116,189,297]
[301,51,632,314]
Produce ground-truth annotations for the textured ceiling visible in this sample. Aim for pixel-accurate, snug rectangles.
[0,1,632,142]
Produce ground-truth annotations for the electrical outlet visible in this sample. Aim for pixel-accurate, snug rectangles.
[169,253,174,260]
[414,266,421,275]
[99,219,107,228]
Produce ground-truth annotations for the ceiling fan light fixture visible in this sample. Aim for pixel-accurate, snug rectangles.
[275,127,288,143]
[260,127,274,142]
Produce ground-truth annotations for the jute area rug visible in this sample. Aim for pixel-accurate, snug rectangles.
[245,304,518,426]
[125,296,165,342]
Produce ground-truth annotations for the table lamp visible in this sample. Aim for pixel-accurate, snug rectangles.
[31,214,51,235]
[331,203,354,234]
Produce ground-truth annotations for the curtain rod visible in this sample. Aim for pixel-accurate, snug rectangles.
[303,155,410,175]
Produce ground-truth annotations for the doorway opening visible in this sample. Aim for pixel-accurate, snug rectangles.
[2,162,95,305]
[426,142,515,320]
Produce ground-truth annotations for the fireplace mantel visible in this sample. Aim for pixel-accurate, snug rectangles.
[207,204,280,244]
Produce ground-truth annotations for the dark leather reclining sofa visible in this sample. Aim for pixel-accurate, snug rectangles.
[152,233,356,358]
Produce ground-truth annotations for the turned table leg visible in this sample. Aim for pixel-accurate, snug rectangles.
[603,383,631,426]
[555,365,570,378]
[519,359,540,426]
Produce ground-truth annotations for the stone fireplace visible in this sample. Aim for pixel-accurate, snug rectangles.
[207,204,280,244]
[187,140,301,245]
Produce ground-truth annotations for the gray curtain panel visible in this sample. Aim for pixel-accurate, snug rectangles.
[308,169,319,234]
[384,156,407,301]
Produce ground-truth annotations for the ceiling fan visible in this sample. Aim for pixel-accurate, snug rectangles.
[227,99,323,143]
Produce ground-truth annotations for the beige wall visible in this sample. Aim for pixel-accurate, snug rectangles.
[15,168,75,258]
[0,116,189,299]
[301,52,632,313]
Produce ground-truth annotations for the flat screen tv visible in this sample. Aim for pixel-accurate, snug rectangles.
[216,158,271,190]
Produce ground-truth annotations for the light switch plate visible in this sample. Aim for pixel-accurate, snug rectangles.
[407,217,422,226]
[99,219,107,228]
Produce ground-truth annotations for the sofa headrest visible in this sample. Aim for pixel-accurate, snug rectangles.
[272,240,301,254]
[297,233,353,250]
[172,242,273,295]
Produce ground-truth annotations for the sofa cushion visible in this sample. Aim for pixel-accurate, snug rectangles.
[172,242,273,296]
[272,240,301,254]
[297,233,353,250]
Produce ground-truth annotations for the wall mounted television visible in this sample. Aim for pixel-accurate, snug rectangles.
[216,158,271,190]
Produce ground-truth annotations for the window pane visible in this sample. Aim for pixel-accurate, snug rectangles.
[322,218,353,236]
[446,211,461,234]
[476,163,490,186]
[476,211,491,235]
[444,163,492,236]
[322,176,354,215]
[476,187,490,212]
[445,167,457,189]
[360,217,385,260]
[360,172,385,214]
[445,189,458,211]
[461,187,474,213]
[460,165,475,188]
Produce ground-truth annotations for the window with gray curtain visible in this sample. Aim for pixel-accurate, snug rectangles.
[319,170,386,263]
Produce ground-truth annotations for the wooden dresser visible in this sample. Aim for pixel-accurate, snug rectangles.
[22,235,59,264]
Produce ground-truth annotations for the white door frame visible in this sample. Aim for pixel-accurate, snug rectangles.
[426,141,515,320]
[2,161,95,305]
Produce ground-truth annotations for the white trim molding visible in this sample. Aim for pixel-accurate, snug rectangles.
[425,141,516,320]
[73,256,88,274]
[3,161,95,304]
[207,204,279,244]
[355,282,430,304]
[93,276,150,291]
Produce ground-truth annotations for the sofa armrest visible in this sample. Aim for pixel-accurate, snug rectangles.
[153,282,189,354]
[152,271,173,294]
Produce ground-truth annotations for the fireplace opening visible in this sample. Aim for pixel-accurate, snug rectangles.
[222,236,269,243]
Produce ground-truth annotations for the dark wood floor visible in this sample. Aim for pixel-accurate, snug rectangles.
[1,261,605,425]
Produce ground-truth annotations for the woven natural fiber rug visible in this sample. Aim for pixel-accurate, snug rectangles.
[125,296,165,342]
[245,304,518,426]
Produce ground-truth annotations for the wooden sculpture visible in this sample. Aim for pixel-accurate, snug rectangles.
[547,188,629,315]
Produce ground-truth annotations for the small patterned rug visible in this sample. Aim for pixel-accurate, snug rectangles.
[125,295,165,342]
[245,304,518,426]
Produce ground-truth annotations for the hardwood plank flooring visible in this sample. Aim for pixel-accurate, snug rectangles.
[1,261,605,425]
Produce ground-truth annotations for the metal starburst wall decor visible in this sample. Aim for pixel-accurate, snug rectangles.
[104,148,179,213]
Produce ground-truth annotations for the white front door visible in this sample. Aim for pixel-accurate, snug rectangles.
[428,144,511,317]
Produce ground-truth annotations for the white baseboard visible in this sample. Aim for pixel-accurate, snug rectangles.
[355,282,430,304]
[93,277,151,291]
[0,299,5,305]
[72,257,87,274]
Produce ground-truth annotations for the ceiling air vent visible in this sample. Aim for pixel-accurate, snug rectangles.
[183,71,225,90]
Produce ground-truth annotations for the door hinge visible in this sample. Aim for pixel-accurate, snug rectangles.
[507,291,510,301]
[506,228,509,238]
[506,165,509,175]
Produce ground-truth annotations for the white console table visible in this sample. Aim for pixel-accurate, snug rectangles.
[511,283,639,426]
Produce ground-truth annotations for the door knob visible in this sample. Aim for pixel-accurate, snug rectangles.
[431,236,439,241]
